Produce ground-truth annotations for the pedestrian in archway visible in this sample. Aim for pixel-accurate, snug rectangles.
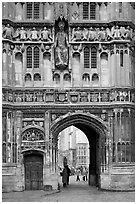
[76,169,81,181]
[62,166,68,187]
[66,165,71,185]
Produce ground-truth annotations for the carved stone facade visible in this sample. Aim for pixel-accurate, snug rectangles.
[2,2,135,192]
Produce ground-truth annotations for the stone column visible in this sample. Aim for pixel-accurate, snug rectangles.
[116,49,120,86]
[113,109,118,162]
[107,111,114,170]
[15,111,22,164]
[44,111,50,166]
[108,50,111,86]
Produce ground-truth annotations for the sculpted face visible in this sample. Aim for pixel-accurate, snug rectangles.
[58,21,65,31]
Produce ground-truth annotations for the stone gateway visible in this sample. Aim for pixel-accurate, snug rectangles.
[2,2,135,192]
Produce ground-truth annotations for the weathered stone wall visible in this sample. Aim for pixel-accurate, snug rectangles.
[2,164,24,192]
[100,165,135,191]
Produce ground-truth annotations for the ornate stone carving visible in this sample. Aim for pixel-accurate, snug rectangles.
[55,91,68,103]
[69,91,79,103]
[3,24,14,40]
[71,2,79,20]
[70,26,135,42]
[3,88,135,104]
[40,27,52,41]
[54,3,68,20]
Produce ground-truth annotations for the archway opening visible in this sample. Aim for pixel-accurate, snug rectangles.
[51,113,107,189]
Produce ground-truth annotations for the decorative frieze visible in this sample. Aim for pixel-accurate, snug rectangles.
[2,88,135,105]
[3,24,53,42]
[70,26,134,42]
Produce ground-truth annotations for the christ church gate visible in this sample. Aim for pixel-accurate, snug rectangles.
[2,2,135,192]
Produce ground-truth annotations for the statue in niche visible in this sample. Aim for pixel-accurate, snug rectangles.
[55,21,69,67]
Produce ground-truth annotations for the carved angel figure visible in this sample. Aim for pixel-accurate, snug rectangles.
[3,24,14,40]
[41,27,52,41]
[20,27,27,41]
[71,27,82,41]
[29,27,39,41]
[88,27,96,41]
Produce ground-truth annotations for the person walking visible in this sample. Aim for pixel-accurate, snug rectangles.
[62,166,68,187]
[66,165,71,185]
[76,169,81,181]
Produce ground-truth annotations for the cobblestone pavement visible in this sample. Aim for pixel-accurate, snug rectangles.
[2,176,135,202]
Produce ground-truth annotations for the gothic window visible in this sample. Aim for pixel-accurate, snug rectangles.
[26,2,40,19]
[91,47,97,69]
[22,128,44,141]
[2,112,7,163]
[117,142,121,162]
[34,47,39,69]
[83,2,96,20]
[90,3,96,20]
[53,73,60,84]
[83,3,89,19]
[82,73,90,82]
[27,46,40,69]
[112,142,116,162]
[121,142,126,162]
[64,73,71,82]
[2,143,6,163]
[25,73,32,82]
[26,3,32,19]
[120,50,123,67]
[116,141,133,163]
[84,47,90,68]
[126,142,130,162]
[119,2,122,14]
[34,73,41,81]
[27,47,32,68]
[34,3,40,19]
[92,73,99,82]
[12,143,17,163]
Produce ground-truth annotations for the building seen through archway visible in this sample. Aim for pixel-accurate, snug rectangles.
[58,126,89,175]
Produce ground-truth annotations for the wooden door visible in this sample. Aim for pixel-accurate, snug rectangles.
[24,154,43,190]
